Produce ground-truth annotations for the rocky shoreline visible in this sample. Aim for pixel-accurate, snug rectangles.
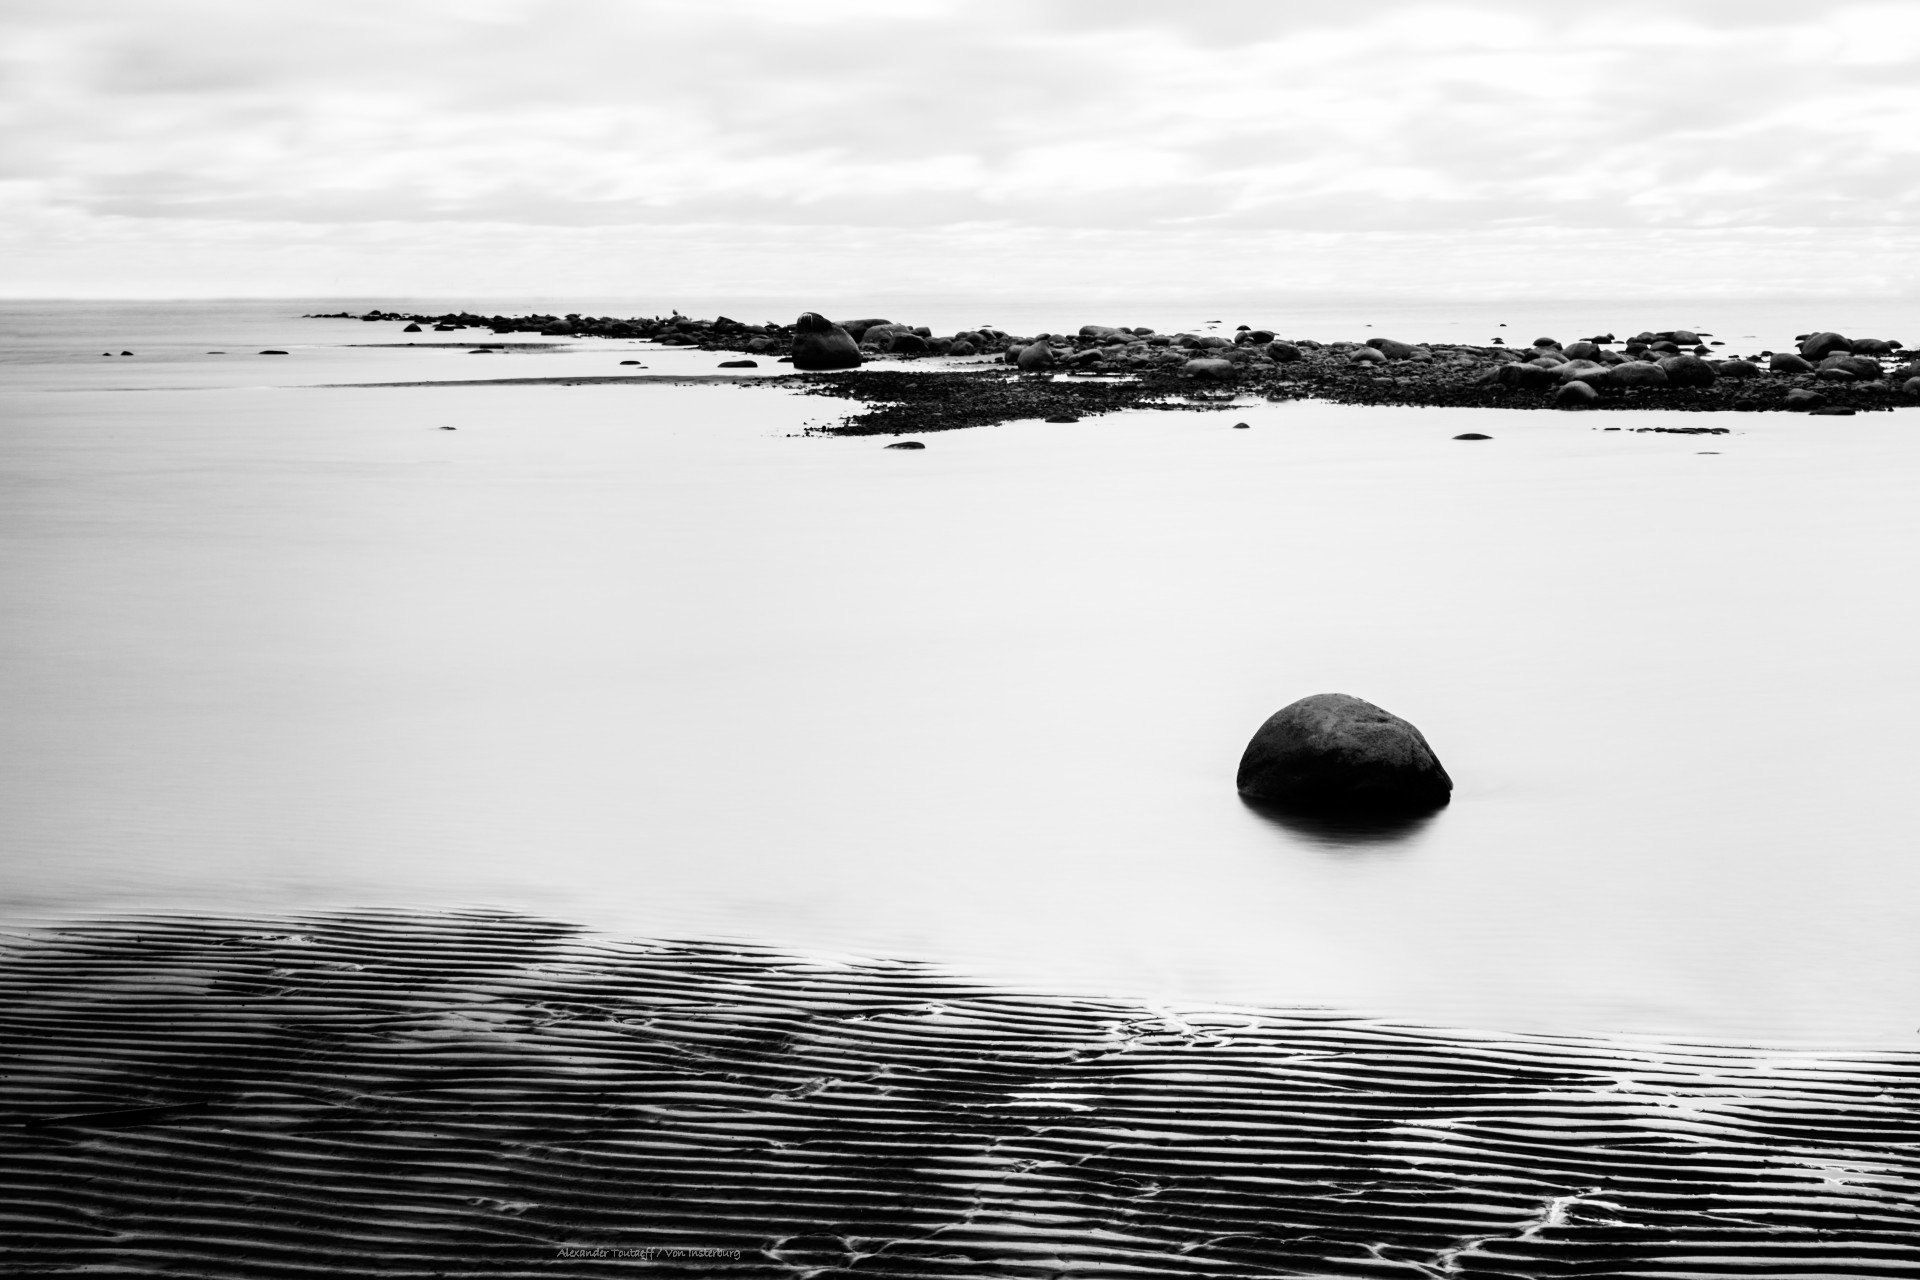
[319,309,1920,432]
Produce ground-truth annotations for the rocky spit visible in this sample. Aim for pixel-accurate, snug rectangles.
[321,309,1920,434]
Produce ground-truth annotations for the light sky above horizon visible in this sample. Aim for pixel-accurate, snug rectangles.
[3,0,1917,302]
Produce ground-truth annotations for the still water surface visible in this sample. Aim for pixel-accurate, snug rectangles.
[3,300,1919,1044]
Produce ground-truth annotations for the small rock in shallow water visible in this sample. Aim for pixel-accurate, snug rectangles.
[884,440,926,449]
[1454,432,1492,440]
[1784,389,1827,411]
[259,349,287,355]
[619,360,642,366]
[1232,422,1250,429]
[1809,406,1857,416]
[1237,693,1452,815]
[718,359,758,368]
[1044,414,1079,423]
[1770,352,1816,374]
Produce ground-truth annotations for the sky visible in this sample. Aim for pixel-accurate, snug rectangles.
[2,0,1917,302]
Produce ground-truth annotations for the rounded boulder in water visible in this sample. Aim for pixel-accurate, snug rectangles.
[790,312,862,370]
[1237,693,1452,815]
[1799,331,1851,361]
[1770,352,1816,374]
[1016,341,1056,372]
[1609,360,1668,387]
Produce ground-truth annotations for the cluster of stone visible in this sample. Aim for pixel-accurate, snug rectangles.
[323,309,1918,412]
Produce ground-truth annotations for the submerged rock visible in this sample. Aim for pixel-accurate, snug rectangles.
[791,313,863,371]
[884,440,926,449]
[1237,693,1452,815]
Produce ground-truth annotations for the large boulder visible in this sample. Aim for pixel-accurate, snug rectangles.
[1770,352,1815,374]
[1614,360,1673,388]
[1016,341,1056,372]
[1658,353,1718,388]
[1497,361,1558,390]
[1554,380,1600,408]
[1236,694,1452,815]
[1799,331,1851,361]
[1181,357,1236,380]
[838,318,892,343]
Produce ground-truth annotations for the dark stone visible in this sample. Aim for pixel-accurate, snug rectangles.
[1850,338,1895,356]
[1770,352,1816,374]
[1044,414,1080,423]
[884,440,926,449]
[1718,359,1760,378]
[1532,337,1561,349]
[1810,406,1857,416]
[1266,342,1302,363]
[1784,389,1826,411]
[403,323,422,333]
[718,359,758,368]
[1497,362,1557,390]
[1454,432,1492,440]
[1236,693,1452,815]
[1016,342,1056,372]
[258,349,288,355]
[620,360,643,365]
[1799,331,1851,361]
[1232,422,1250,429]
[1671,329,1701,345]
[1563,341,1601,361]
[1369,338,1416,359]
[1900,376,1920,397]
[1554,380,1600,408]
[791,313,863,370]
[1182,358,1236,380]
[1606,360,1667,387]
[1658,354,1717,388]
[120,350,133,356]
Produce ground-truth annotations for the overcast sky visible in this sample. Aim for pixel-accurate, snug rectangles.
[3,0,1917,301]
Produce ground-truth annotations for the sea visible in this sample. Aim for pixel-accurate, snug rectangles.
[3,295,1918,1046]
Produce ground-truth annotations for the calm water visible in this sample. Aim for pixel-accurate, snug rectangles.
[4,298,1919,1044]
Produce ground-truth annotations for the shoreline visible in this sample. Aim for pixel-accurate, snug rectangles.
[5,907,1919,1275]
[317,308,1920,432]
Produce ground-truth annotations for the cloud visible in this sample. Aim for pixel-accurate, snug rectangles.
[1,0,1915,296]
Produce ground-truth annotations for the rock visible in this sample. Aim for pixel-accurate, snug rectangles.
[1658,354,1717,388]
[1016,342,1056,372]
[1181,358,1236,380]
[1610,360,1669,387]
[402,323,422,333]
[1770,352,1816,374]
[1784,389,1826,411]
[1717,359,1760,378]
[1454,432,1492,440]
[258,349,288,355]
[1901,377,1920,397]
[120,350,133,356]
[1816,368,1857,383]
[1348,347,1388,365]
[791,312,863,370]
[1557,360,1612,385]
[839,318,892,343]
[1532,337,1561,349]
[619,359,643,366]
[1563,341,1601,361]
[1044,414,1080,423]
[1497,362,1558,390]
[1368,338,1416,359]
[1809,406,1857,417]
[718,359,758,368]
[1671,329,1700,345]
[884,440,926,449]
[1850,338,1895,356]
[1823,354,1882,380]
[1244,330,1275,345]
[949,341,976,357]
[888,333,931,356]
[1266,342,1302,362]
[1236,693,1452,815]
[1554,380,1600,408]
[1799,331,1851,361]
[1233,422,1250,429]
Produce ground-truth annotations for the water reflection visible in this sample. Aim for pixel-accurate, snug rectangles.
[1238,794,1440,849]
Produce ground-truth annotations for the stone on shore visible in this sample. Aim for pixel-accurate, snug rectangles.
[1799,332,1851,361]
[791,313,863,370]
[1784,389,1826,411]
[1016,341,1056,372]
[1718,359,1760,378]
[1182,358,1236,380]
[1658,353,1718,388]
[1770,352,1816,374]
[1610,360,1669,387]
[1236,693,1452,815]
[1554,380,1600,408]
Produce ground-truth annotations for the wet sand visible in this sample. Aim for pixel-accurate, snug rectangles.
[5,909,1919,1276]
